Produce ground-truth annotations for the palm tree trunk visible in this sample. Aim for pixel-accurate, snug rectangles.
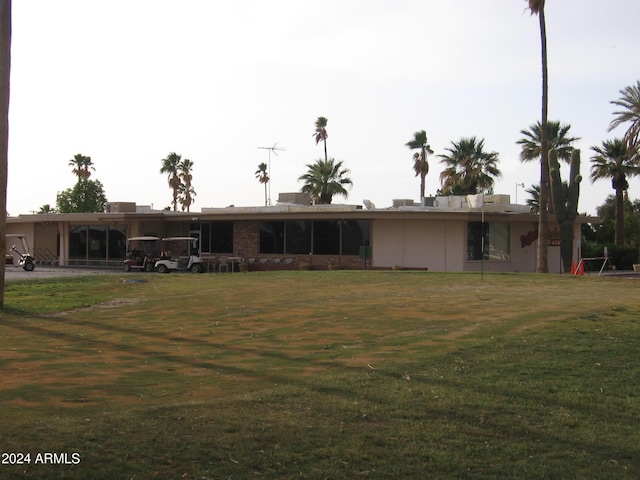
[323,140,328,163]
[615,189,625,246]
[536,6,549,273]
[0,0,10,306]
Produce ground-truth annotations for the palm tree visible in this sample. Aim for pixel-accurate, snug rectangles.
[38,204,56,214]
[298,158,353,204]
[525,184,541,213]
[518,121,580,215]
[178,184,196,212]
[518,121,580,163]
[438,137,501,195]
[526,0,550,273]
[178,158,195,212]
[405,130,434,200]
[160,152,182,211]
[0,0,11,306]
[255,162,269,206]
[313,116,328,162]
[609,80,640,149]
[589,138,640,245]
[68,153,94,182]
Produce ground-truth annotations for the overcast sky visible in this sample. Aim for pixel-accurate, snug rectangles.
[7,0,640,216]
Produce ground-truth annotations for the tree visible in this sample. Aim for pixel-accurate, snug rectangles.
[517,120,579,164]
[589,138,640,245]
[298,158,353,205]
[313,116,328,162]
[609,80,640,149]
[525,184,541,213]
[592,195,640,247]
[0,0,10,306]
[518,121,580,214]
[68,153,95,182]
[38,204,56,214]
[56,179,107,213]
[255,162,269,206]
[178,158,196,212]
[438,137,501,195]
[405,130,434,200]
[526,0,550,273]
[160,152,183,212]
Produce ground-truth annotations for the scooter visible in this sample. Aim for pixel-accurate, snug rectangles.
[10,244,35,271]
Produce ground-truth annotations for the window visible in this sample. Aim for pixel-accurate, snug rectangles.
[467,222,510,261]
[260,221,285,254]
[341,220,371,255]
[313,221,340,255]
[68,224,127,266]
[257,220,372,256]
[285,221,312,254]
[190,222,233,253]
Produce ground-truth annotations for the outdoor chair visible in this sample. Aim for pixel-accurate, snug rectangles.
[218,256,229,273]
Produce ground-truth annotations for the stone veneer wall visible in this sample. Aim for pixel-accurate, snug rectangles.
[233,220,259,258]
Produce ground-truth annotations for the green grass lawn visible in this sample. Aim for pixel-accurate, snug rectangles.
[1,271,639,479]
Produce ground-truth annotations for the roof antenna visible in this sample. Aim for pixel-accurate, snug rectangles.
[257,143,286,205]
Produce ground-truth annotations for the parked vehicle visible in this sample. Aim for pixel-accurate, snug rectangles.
[124,236,162,272]
[154,237,204,273]
[7,234,35,271]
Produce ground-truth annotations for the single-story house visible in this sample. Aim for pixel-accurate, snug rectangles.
[6,194,597,273]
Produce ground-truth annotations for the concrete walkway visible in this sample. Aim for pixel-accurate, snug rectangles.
[4,266,121,281]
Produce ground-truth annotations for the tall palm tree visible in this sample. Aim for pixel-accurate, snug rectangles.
[0,0,11,306]
[298,158,353,205]
[160,152,182,211]
[525,184,541,213]
[589,138,640,245]
[405,130,434,200]
[255,162,269,206]
[313,116,328,162]
[178,158,195,212]
[178,184,196,212]
[68,153,94,182]
[526,0,550,273]
[438,137,501,195]
[518,121,579,163]
[609,80,640,149]
[518,120,580,214]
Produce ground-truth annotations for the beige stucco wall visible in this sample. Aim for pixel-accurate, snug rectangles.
[372,218,580,274]
[372,219,464,271]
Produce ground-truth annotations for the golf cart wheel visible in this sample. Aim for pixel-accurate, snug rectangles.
[23,262,35,272]
[124,263,132,272]
[157,264,169,274]
[191,263,203,273]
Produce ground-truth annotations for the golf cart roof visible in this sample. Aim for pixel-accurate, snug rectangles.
[161,237,198,241]
[127,236,161,242]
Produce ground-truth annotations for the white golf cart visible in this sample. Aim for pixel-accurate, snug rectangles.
[154,237,204,273]
[124,236,162,272]
[6,234,36,271]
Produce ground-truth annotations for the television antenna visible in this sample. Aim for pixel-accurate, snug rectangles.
[257,143,285,205]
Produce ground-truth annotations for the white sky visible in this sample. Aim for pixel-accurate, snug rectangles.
[7,0,640,216]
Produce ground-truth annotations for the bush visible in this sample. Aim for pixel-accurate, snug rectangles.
[582,242,639,270]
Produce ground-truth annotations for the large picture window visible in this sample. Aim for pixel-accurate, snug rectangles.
[467,222,510,261]
[260,221,285,254]
[258,220,371,256]
[68,225,126,266]
[285,221,312,254]
[191,222,233,253]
